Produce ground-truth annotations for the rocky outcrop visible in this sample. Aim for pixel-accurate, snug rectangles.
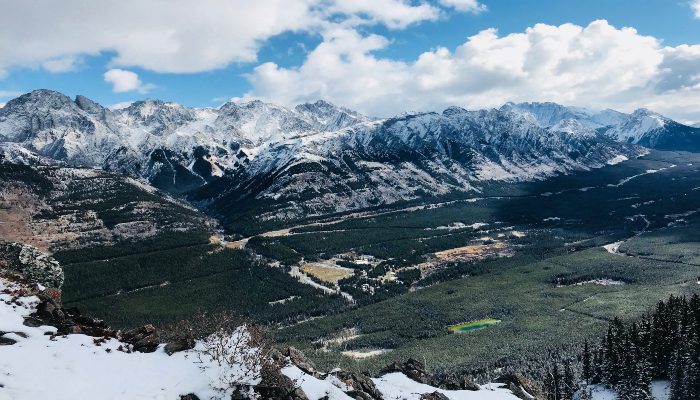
[24,289,160,353]
[0,241,63,288]
[256,364,309,400]
[432,372,480,391]
[120,324,160,353]
[497,372,539,400]
[165,335,196,355]
[332,370,383,400]
[382,358,431,384]
[286,347,320,377]
[420,392,449,400]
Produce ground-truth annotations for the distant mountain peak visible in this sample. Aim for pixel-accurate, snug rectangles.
[1,89,698,210]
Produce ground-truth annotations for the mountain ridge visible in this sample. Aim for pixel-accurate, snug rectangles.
[2,89,699,229]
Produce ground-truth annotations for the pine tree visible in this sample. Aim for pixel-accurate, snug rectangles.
[582,341,593,383]
[562,360,577,400]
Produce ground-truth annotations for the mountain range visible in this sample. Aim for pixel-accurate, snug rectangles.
[1,89,698,230]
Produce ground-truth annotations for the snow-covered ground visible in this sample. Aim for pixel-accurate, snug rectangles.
[588,380,670,400]
[282,367,522,400]
[372,372,522,400]
[603,241,624,255]
[0,278,257,400]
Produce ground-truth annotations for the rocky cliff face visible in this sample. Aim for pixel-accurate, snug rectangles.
[0,242,63,288]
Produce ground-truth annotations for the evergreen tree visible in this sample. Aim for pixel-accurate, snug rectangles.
[584,294,700,400]
[582,341,593,383]
[562,360,577,400]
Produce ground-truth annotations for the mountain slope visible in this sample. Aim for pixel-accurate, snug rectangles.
[0,90,372,194]
[2,90,699,232]
[503,102,700,150]
[0,147,212,253]
[192,107,642,232]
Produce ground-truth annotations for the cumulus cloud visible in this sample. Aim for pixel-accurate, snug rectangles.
[104,69,153,93]
[329,0,440,29]
[243,20,700,121]
[0,0,462,76]
[693,0,700,18]
[439,0,486,13]
[0,0,323,75]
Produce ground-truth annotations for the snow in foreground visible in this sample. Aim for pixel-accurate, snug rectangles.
[282,367,521,400]
[1,277,520,400]
[373,373,521,400]
[589,381,669,400]
[0,278,256,400]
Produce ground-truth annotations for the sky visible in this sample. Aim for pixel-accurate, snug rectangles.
[1,0,700,122]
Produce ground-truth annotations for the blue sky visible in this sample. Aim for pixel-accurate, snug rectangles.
[1,0,700,121]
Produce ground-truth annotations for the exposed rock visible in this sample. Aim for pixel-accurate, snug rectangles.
[497,372,538,400]
[120,324,159,353]
[420,392,449,400]
[283,347,318,377]
[30,294,117,337]
[165,336,195,355]
[382,358,431,384]
[0,241,64,288]
[333,370,383,400]
[255,363,309,400]
[0,335,17,345]
[22,316,44,327]
[433,373,480,391]
[179,394,200,400]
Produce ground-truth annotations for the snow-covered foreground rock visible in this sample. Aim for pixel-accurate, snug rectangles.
[281,367,522,400]
[0,278,258,400]
[372,372,522,400]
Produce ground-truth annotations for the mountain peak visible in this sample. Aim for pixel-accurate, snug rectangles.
[3,89,74,111]
[74,95,104,114]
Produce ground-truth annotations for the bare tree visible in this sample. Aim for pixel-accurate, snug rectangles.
[164,311,274,399]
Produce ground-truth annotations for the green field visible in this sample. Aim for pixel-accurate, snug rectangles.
[448,319,501,333]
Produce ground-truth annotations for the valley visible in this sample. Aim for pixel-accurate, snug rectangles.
[2,90,700,399]
[11,148,695,381]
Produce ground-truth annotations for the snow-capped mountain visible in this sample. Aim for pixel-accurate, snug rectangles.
[500,101,628,129]
[0,90,372,193]
[192,105,645,227]
[1,90,698,227]
[502,102,700,149]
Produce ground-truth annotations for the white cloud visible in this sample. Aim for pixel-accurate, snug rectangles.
[41,56,82,73]
[439,0,486,13]
[328,0,440,29]
[243,20,700,121]
[0,0,323,75]
[104,69,153,93]
[693,0,700,18]
[0,0,459,76]
[0,102,5,109]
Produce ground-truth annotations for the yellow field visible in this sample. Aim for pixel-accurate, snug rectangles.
[434,241,507,261]
[300,263,354,283]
